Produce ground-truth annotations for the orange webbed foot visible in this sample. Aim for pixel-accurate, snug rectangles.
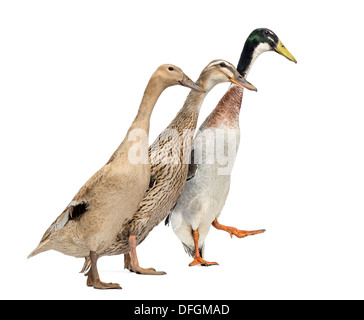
[227,227,266,239]
[189,257,219,267]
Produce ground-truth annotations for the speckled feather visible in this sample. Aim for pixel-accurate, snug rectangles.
[205,85,243,129]
[99,60,245,258]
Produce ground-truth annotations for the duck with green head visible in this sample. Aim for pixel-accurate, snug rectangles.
[167,28,297,266]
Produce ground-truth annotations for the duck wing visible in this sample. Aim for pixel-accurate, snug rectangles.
[39,166,107,242]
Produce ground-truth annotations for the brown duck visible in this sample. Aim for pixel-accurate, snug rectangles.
[81,60,258,276]
[28,64,202,289]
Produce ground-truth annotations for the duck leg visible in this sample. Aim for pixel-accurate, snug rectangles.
[124,253,131,270]
[124,252,155,272]
[126,235,166,275]
[189,229,218,267]
[87,251,122,289]
[212,218,265,238]
[124,252,154,272]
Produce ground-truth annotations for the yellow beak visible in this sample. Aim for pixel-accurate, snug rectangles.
[275,40,297,63]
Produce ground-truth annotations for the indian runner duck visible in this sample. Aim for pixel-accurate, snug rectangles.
[168,28,297,266]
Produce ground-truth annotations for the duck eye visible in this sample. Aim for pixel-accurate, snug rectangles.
[220,62,226,67]
[168,67,174,71]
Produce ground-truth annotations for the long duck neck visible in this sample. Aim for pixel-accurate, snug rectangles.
[206,85,244,129]
[206,40,264,129]
[168,76,211,132]
[109,76,166,162]
[237,37,264,78]
[130,77,166,134]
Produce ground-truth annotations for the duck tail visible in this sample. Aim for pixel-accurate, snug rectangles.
[80,257,91,273]
[182,242,204,259]
[27,239,51,259]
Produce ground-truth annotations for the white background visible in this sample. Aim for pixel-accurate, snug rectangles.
[1,0,363,300]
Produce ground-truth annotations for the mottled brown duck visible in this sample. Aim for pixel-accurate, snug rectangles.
[28,64,202,289]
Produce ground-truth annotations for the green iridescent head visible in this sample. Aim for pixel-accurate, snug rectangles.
[237,28,297,76]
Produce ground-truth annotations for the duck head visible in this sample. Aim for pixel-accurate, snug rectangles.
[154,64,205,92]
[237,28,297,77]
[201,59,257,92]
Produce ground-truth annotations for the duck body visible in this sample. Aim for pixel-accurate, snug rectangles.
[28,122,152,288]
[36,160,150,258]
[170,85,242,257]
[28,120,151,259]
[130,105,200,248]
